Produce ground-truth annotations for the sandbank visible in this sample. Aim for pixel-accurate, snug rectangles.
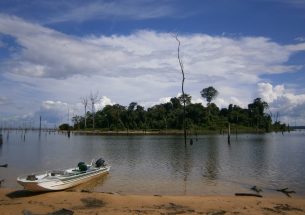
[1,188,305,214]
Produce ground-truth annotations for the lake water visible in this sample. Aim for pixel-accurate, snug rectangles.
[0,130,305,196]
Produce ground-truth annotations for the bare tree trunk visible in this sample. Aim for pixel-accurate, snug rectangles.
[39,115,41,138]
[175,35,187,147]
[90,92,99,129]
[81,97,88,129]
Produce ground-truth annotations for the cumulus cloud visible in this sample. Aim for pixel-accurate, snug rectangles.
[257,82,305,124]
[158,97,172,104]
[257,83,285,103]
[1,14,305,126]
[1,14,305,82]
[95,96,115,110]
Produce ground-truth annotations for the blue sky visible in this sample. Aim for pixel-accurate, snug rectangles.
[1,0,305,127]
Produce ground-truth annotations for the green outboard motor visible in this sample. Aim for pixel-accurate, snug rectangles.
[78,161,87,171]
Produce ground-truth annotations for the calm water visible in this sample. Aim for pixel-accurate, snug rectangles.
[0,130,305,196]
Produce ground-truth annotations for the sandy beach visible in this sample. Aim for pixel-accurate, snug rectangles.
[0,188,304,215]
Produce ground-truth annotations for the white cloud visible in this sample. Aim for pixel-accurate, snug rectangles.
[214,96,246,109]
[2,15,305,82]
[48,0,175,23]
[286,42,305,52]
[257,82,285,103]
[257,82,305,124]
[159,97,172,104]
[1,14,305,126]
[295,37,305,42]
[28,97,115,126]
[95,96,115,111]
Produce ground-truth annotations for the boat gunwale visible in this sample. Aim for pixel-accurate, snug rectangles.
[17,165,111,183]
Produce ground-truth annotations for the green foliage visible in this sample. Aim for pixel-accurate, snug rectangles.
[178,93,192,105]
[200,86,219,104]
[72,95,285,132]
[59,123,72,130]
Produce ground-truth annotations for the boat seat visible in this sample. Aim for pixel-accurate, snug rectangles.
[50,170,65,176]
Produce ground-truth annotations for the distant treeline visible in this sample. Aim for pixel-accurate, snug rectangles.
[64,96,287,133]
[290,126,305,129]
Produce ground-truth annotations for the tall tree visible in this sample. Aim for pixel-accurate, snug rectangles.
[248,98,269,129]
[127,102,138,130]
[201,86,219,105]
[128,102,137,111]
[170,97,181,109]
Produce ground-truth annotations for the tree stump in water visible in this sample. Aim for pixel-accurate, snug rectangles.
[276,188,296,197]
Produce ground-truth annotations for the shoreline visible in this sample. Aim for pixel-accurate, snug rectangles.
[1,188,305,214]
[71,129,268,136]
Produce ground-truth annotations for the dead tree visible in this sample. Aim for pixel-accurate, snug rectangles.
[175,34,187,146]
[90,92,99,129]
[276,188,296,197]
[81,96,88,129]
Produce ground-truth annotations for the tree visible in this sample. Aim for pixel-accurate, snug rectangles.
[59,123,71,130]
[248,98,269,115]
[170,97,181,109]
[127,102,138,130]
[178,93,192,106]
[128,102,137,111]
[200,86,219,105]
[248,98,270,129]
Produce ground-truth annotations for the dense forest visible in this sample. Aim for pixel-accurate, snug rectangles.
[67,89,287,133]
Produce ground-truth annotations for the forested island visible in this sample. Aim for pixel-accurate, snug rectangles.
[62,87,288,134]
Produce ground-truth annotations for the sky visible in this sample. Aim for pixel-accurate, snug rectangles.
[0,0,305,127]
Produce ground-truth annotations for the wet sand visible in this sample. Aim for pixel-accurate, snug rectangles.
[0,188,305,214]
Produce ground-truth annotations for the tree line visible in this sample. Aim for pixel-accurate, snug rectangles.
[65,87,287,133]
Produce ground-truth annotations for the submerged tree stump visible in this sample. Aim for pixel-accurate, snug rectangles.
[251,185,263,193]
[276,188,296,197]
[235,193,262,197]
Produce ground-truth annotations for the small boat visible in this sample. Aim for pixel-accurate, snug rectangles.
[17,158,110,192]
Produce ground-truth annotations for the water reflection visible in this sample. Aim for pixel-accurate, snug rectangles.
[1,130,305,196]
[0,135,2,156]
[202,136,220,181]
[71,173,110,192]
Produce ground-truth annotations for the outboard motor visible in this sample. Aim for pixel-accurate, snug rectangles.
[95,158,105,167]
[78,161,88,171]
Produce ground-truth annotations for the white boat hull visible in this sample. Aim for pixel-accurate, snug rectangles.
[17,165,110,192]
